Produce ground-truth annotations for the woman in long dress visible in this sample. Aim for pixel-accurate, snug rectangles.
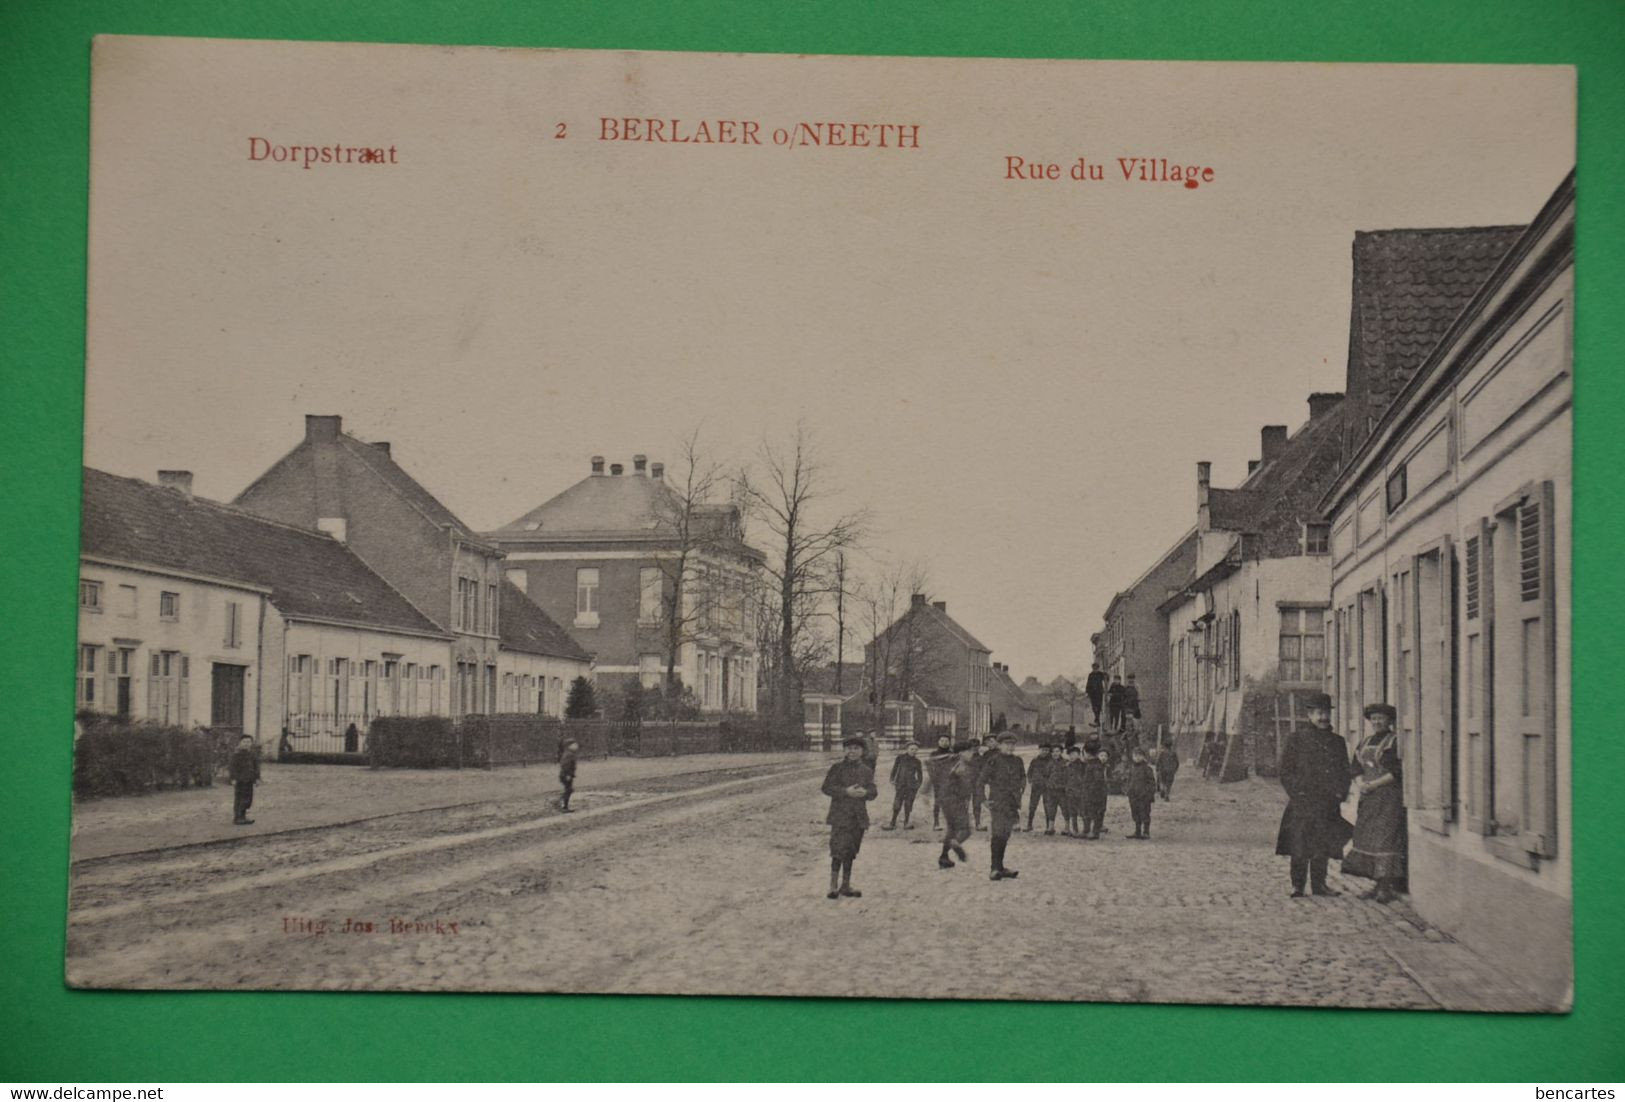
[1342,703,1407,903]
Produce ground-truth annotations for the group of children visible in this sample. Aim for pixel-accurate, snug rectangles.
[820,731,1183,897]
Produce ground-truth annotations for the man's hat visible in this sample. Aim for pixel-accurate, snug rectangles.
[1064,744,1081,755]
[1084,739,1102,752]
[1363,703,1397,720]
[842,735,867,749]
[1305,691,1333,711]
[903,739,919,748]
[997,732,1017,744]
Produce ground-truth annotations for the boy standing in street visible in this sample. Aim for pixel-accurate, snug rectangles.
[884,740,923,830]
[1106,675,1127,733]
[970,736,996,831]
[1122,674,1143,736]
[229,734,259,825]
[1156,738,1180,801]
[983,732,1027,880]
[1080,738,1109,839]
[937,741,975,869]
[1125,745,1158,839]
[1061,743,1086,836]
[822,735,878,899]
[1025,743,1054,832]
[558,737,579,813]
[1085,664,1107,728]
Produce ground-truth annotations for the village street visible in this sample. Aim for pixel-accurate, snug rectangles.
[66,751,1545,1010]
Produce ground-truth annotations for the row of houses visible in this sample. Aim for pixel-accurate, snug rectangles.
[1091,171,1574,1006]
[78,417,765,754]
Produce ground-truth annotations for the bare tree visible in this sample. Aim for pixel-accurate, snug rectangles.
[647,427,734,696]
[851,558,956,736]
[735,422,869,730]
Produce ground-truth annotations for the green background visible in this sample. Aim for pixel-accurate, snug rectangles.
[3,0,1622,1083]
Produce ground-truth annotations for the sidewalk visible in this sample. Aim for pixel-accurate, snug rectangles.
[70,751,829,861]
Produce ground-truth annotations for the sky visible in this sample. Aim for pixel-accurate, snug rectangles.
[84,39,1574,680]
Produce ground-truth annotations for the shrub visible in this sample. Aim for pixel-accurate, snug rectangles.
[564,676,598,719]
[368,715,462,768]
[73,716,222,798]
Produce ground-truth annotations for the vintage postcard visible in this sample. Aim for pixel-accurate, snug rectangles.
[71,36,1574,1010]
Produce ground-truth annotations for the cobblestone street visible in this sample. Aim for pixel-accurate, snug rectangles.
[67,753,1546,1010]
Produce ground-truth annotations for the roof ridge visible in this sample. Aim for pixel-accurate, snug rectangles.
[1354,224,1527,239]
[337,432,476,536]
[93,467,349,545]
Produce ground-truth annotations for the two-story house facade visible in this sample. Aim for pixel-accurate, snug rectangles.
[863,594,993,739]
[487,455,764,713]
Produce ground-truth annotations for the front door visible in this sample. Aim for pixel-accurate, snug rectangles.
[211,663,246,732]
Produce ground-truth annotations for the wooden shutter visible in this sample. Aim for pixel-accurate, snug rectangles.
[1437,537,1457,820]
[1521,483,1559,859]
[1464,520,1494,834]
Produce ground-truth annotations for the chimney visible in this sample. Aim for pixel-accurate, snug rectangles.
[1247,459,1260,474]
[651,462,664,480]
[610,462,624,476]
[590,455,605,475]
[632,455,648,475]
[932,601,947,612]
[1197,461,1212,531]
[157,470,193,498]
[911,593,927,607]
[1308,391,1344,420]
[304,414,342,442]
[372,441,391,457]
[1260,425,1288,464]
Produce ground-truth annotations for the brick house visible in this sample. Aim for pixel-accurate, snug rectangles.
[487,455,764,713]
[79,467,449,754]
[989,662,1039,732]
[233,415,589,728]
[863,594,993,738]
[1098,529,1198,740]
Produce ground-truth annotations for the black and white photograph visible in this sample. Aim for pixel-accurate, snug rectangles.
[69,36,1574,1011]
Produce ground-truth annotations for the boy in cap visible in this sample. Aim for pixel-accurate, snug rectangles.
[884,740,923,830]
[983,732,1027,879]
[229,734,260,825]
[557,737,580,812]
[1080,738,1109,839]
[1156,737,1180,801]
[1125,745,1158,839]
[822,735,878,898]
[1025,743,1055,832]
[970,736,996,830]
[1122,674,1143,736]
[1106,675,1126,733]
[1060,743,1086,835]
[937,740,976,869]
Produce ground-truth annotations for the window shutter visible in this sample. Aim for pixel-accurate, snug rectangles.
[1405,557,1422,809]
[1525,483,1559,859]
[177,655,190,728]
[1468,516,1495,835]
[1437,537,1457,821]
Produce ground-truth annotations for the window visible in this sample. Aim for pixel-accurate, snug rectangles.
[639,567,663,624]
[288,655,314,723]
[1385,464,1409,513]
[224,601,242,648]
[457,578,478,631]
[575,568,600,627]
[117,584,138,617]
[78,644,101,706]
[485,584,498,635]
[640,653,664,690]
[80,580,102,611]
[1304,523,1331,555]
[549,676,563,717]
[382,659,400,715]
[485,666,498,716]
[112,647,134,718]
[428,665,442,714]
[159,591,180,621]
[1229,610,1242,689]
[147,650,189,726]
[1279,608,1326,684]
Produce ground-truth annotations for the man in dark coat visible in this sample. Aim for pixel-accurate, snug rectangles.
[884,740,923,830]
[1125,745,1158,839]
[925,733,954,828]
[1275,692,1353,897]
[1105,675,1127,733]
[822,736,879,899]
[229,734,260,825]
[1024,743,1055,832]
[1085,664,1107,728]
[558,737,579,812]
[969,736,996,830]
[1122,674,1143,735]
[982,732,1027,879]
[1155,739,1180,801]
[1060,743,1086,835]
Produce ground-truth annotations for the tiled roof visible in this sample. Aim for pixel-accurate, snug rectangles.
[496,472,684,536]
[498,580,591,661]
[337,435,475,535]
[1345,226,1523,451]
[920,602,990,654]
[81,468,446,637]
[1209,400,1349,557]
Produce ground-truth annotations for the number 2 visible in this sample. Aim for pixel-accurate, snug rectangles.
[554,122,567,139]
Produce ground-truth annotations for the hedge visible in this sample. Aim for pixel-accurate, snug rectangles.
[72,716,237,799]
